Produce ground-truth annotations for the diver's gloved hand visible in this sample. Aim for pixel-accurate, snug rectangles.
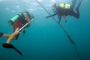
[0,32,3,37]
[46,16,49,19]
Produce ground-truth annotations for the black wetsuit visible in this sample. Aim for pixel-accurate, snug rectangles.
[48,6,80,22]
[48,0,82,23]
[58,5,80,18]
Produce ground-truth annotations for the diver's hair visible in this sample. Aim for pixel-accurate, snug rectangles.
[23,11,34,20]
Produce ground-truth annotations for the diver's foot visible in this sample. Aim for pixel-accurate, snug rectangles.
[3,43,14,48]
[0,32,3,37]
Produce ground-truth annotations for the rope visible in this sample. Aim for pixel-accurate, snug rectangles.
[36,0,75,45]
[36,0,81,60]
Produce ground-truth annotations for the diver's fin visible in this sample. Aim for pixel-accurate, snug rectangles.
[3,43,23,56]
[3,43,14,48]
[13,47,23,56]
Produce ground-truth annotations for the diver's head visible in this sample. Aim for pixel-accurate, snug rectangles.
[52,3,57,12]
[24,10,34,20]
[52,3,56,7]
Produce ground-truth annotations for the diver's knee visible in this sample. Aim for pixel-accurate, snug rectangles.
[75,15,80,18]
[76,16,80,18]
[14,37,17,40]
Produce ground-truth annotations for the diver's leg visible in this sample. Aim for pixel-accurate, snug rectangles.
[2,28,23,56]
[0,33,16,40]
[70,10,80,18]
[76,0,82,10]
[3,34,16,40]
[0,32,15,39]
[6,28,19,43]
[2,34,10,38]
[71,0,77,10]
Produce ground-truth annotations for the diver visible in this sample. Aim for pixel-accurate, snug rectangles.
[46,0,82,23]
[0,11,34,56]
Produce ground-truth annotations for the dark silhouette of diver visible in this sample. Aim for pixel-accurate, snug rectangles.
[0,11,34,56]
[46,0,82,23]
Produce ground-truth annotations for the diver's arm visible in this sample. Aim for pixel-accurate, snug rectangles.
[46,11,58,19]
[22,12,31,35]
[49,11,58,17]
[23,13,31,23]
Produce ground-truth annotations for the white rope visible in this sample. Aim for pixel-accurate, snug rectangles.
[18,19,33,32]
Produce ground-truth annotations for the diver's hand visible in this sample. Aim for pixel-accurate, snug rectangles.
[14,28,20,35]
[25,18,31,23]
[27,19,31,23]
[46,16,49,19]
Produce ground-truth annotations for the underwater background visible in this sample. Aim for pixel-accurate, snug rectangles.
[0,0,90,60]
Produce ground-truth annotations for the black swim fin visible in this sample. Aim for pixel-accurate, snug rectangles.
[3,43,23,56]
[13,47,23,56]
